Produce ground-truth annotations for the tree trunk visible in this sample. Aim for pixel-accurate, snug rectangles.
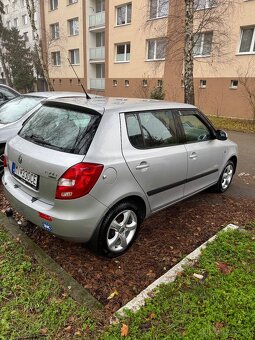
[0,48,12,86]
[26,0,54,91]
[184,0,195,105]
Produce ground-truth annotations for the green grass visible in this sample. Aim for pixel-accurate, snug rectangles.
[103,224,255,339]
[208,116,255,133]
[0,226,95,339]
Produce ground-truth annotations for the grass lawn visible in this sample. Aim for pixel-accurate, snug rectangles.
[208,116,255,133]
[104,224,255,339]
[0,226,97,338]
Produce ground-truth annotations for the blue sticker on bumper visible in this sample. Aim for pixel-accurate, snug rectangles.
[42,222,53,232]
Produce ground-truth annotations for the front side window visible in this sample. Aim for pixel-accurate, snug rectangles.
[178,111,211,142]
[68,17,79,36]
[147,38,166,60]
[19,104,101,155]
[150,0,169,19]
[116,43,130,62]
[126,110,177,149]
[50,23,59,40]
[50,0,58,10]
[193,32,213,56]
[69,49,80,64]
[0,96,42,124]
[116,3,132,25]
[239,27,255,53]
[51,51,61,66]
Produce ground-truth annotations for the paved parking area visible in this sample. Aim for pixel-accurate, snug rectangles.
[225,131,255,199]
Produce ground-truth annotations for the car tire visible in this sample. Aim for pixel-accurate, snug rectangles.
[0,153,4,178]
[97,201,142,258]
[213,160,235,193]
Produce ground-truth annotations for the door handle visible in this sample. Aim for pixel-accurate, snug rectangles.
[189,152,197,160]
[136,162,149,170]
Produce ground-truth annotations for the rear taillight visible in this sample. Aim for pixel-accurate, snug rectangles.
[55,162,104,200]
[3,154,7,168]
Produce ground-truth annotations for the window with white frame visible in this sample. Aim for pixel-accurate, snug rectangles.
[22,14,28,25]
[51,51,61,66]
[149,0,169,19]
[96,0,105,12]
[239,27,255,53]
[68,18,79,36]
[116,3,132,25]
[116,43,130,62]
[200,79,207,88]
[23,32,29,42]
[13,18,18,27]
[147,38,166,60]
[230,80,238,89]
[193,32,213,56]
[69,49,80,64]
[50,23,59,40]
[49,0,58,11]
[68,0,78,4]
[96,64,105,78]
[194,0,217,10]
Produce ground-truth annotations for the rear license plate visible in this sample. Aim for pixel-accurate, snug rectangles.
[12,162,39,190]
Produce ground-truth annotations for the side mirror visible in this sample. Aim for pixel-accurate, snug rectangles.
[216,129,228,141]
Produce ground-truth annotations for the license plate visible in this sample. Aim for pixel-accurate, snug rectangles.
[12,162,39,189]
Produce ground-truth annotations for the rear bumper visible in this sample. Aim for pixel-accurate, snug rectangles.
[2,171,107,242]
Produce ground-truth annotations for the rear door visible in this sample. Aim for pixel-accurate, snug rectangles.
[121,109,188,212]
[175,109,225,196]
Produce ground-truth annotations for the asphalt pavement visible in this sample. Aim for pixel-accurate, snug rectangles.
[225,131,255,199]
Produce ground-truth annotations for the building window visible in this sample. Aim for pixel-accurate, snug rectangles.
[149,0,169,19]
[147,39,166,60]
[239,27,255,53]
[125,80,130,87]
[116,43,130,62]
[50,23,59,40]
[113,79,118,86]
[142,79,148,87]
[194,0,217,10]
[34,12,37,21]
[13,18,18,27]
[116,3,132,25]
[193,32,213,56]
[69,49,80,64]
[51,51,61,66]
[68,0,78,4]
[68,18,79,36]
[21,0,26,7]
[49,0,58,11]
[200,79,207,88]
[22,14,28,25]
[96,32,105,47]
[5,5,9,13]
[96,0,105,12]
[96,64,105,78]
[230,80,238,89]
[23,32,29,42]
[6,21,10,29]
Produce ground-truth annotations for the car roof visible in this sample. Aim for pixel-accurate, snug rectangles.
[45,96,196,115]
[25,91,91,99]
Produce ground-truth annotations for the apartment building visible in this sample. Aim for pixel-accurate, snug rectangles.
[42,0,255,119]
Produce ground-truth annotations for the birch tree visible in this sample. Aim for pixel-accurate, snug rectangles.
[0,1,12,86]
[25,0,54,90]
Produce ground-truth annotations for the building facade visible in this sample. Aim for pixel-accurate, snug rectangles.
[15,0,255,119]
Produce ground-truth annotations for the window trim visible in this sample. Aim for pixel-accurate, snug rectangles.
[115,42,131,63]
[194,0,218,11]
[146,38,166,61]
[193,31,213,58]
[49,0,58,11]
[50,22,60,40]
[149,0,169,20]
[51,51,61,66]
[69,48,80,65]
[237,26,255,55]
[68,17,79,36]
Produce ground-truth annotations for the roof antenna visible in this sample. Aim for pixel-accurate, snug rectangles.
[67,58,91,99]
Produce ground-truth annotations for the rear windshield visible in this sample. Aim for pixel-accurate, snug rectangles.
[0,96,42,124]
[19,104,101,155]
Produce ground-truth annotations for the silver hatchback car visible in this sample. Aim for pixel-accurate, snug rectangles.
[2,97,237,257]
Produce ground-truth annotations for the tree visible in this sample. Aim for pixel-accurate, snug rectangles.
[26,0,54,90]
[2,28,34,92]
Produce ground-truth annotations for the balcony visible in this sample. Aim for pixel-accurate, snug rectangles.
[89,46,105,62]
[89,11,105,30]
[90,78,105,90]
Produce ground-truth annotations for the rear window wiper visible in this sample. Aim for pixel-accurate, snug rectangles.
[23,134,63,150]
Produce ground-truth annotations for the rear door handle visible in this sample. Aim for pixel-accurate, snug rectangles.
[136,162,149,170]
[189,152,197,160]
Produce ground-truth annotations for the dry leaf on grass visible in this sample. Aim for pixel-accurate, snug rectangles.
[121,324,129,337]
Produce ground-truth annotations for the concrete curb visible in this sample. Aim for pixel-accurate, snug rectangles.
[116,224,239,317]
[0,213,102,311]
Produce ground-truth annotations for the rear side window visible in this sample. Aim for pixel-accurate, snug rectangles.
[19,104,101,155]
[178,110,211,142]
[126,110,177,149]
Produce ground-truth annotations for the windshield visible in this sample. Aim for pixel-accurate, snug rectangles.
[0,96,43,124]
[19,104,101,155]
